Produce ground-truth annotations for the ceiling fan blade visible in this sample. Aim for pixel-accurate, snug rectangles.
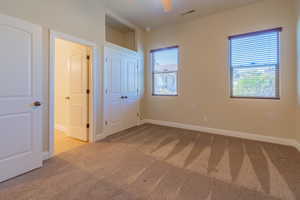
[161,0,172,12]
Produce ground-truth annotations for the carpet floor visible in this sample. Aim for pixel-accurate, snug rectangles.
[0,124,299,200]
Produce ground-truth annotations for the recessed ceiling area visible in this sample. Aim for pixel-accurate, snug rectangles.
[104,0,263,29]
[105,15,137,51]
[106,15,135,33]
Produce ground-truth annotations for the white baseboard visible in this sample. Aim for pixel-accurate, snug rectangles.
[137,119,144,126]
[142,119,300,151]
[95,133,107,142]
[55,124,67,133]
[293,141,300,151]
[42,151,51,161]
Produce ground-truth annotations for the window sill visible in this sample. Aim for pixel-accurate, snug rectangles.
[230,96,280,100]
[152,94,178,97]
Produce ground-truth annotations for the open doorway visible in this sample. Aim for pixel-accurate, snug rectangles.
[54,38,90,155]
[49,31,98,158]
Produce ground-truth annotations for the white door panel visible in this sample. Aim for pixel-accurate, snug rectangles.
[0,26,31,97]
[0,113,32,160]
[123,57,139,128]
[126,59,138,95]
[111,57,122,94]
[0,14,42,182]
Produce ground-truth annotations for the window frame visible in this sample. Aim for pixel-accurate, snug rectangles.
[151,45,179,96]
[228,27,282,100]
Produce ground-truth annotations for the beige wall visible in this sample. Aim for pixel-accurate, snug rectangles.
[296,0,300,143]
[106,25,136,51]
[106,25,127,48]
[0,0,145,151]
[143,0,297,140]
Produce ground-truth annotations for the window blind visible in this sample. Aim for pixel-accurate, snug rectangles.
[229,28,281,99]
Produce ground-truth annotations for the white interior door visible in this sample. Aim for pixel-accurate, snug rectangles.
[67,44,89,141]
[104,48,125,135]
[0,14,43,182]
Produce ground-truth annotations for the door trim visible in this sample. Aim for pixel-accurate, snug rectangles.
[49,30,99,158]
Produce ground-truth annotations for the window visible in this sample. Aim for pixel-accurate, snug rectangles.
[229,28,281,99]
[151,46,179,96]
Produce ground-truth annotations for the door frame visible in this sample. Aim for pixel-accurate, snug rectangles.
[49,30,99,158]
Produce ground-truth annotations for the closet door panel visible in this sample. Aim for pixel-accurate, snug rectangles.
[104,49,125,135]
[123,57,139,129]
[127,59,138,96]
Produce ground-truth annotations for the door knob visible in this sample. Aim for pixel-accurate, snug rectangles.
[33,101,42,107]
[124,96,128,99]
[65,97,70,100]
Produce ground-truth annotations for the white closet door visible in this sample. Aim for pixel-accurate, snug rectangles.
[0,14,43,182]
[122,57,139,129]
[104,46,140,136]
[104,48,125,135]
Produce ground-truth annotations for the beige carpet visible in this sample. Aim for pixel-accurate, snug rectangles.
[0,124,299,200]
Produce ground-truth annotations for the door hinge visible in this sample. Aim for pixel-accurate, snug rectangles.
[137,113,140,117]
[87,55,90,60]
[105,121,108,125]
[86,123,90,128]
[86,89,90,94]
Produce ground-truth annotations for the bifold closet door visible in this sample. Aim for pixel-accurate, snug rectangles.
[104,47,140,136]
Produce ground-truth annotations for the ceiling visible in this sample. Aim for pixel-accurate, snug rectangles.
[104,0,263,29]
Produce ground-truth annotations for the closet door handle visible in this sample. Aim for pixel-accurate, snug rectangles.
[124,96,128,99]
[120,96,124,99]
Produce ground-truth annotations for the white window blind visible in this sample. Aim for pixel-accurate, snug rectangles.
[229,28,281,99]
